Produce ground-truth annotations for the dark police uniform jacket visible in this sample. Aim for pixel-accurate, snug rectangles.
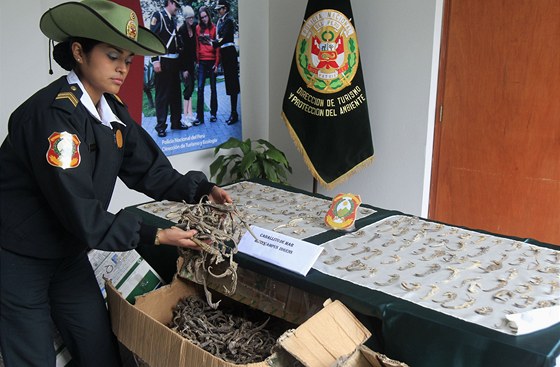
[0,76,214,259]
[216,12,236,47]
[215,12,240,95]
[150,10,178,61]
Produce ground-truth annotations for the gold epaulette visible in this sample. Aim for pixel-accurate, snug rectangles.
[53,84,82,113]
[55,92,79,107]
[112,94,125,106]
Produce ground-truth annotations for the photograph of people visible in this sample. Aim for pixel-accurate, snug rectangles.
[139,0,242,156]
[193,5,219,126]
[213,0,240,125]
[0,1,232,365]
[178,4,197,127]
[150,0,186,137]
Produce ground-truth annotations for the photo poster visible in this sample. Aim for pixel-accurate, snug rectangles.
[124,0,242,156]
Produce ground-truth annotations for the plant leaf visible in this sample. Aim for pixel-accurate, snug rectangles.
[215,137,243,152]
[211,137,292,184]
[216,166,228,185]
[277,169,288,182]
[210,155,225,178]
[239,150,257,174]
[237,138,251,155]
[263,160,279,182]
[256,138,272,148]
[265,148,288,165]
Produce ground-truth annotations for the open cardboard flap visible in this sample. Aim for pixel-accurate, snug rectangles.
[279,299,371,367]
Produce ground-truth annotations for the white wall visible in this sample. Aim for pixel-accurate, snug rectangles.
[0,0,442,217]
[268,0,443,216]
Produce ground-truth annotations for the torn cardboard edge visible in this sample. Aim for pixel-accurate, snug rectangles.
[279,298,370,366]
[106,277,409,367]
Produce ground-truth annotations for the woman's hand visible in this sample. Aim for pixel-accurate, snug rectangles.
[156,187,231,249]
[156,227,201,250]
[209,186,233,204]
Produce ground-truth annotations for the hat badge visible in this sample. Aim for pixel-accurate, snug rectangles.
[126,12,138,40]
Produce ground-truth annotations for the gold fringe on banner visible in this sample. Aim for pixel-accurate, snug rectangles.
[281,112,374,190]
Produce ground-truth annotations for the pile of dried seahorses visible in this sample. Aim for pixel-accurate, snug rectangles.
[176,198,255,308]
[169,295,280,364]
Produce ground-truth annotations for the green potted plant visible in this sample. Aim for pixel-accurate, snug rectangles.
[210,138,292,185]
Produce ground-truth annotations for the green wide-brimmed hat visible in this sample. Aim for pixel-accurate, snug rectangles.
[40,0,166,56]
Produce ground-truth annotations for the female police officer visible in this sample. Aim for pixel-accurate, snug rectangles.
[0,1,232,366]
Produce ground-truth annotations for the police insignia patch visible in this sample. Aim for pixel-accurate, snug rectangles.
[126,12,138,40]
[46,132,81,169]
[324,193,362,230]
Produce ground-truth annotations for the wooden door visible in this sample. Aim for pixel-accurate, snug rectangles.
[429,0,560,245]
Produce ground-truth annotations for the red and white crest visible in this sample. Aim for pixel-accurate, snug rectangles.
[296,9,359,93]
[46,131,81,169]
[311,34,345,70]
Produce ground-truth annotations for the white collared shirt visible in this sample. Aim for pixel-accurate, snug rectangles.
[66,70,126,130]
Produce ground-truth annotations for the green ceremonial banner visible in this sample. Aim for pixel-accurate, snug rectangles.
[282,0,374,189]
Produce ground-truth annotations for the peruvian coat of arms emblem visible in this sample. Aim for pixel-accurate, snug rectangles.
[296,9,359,93]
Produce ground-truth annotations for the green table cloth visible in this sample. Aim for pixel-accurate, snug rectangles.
[128,179,560,367]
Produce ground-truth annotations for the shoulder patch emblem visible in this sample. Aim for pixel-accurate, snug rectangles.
[46,132,81,169]
[151,16,158,26]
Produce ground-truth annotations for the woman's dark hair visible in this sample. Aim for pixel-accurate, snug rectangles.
[198,6,213,31]
[53,37,101,71]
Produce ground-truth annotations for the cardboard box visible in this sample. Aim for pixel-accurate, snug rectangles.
[88,249,163,303]
[53,250,164,366]
[177,255,325,325]
[336,346,409,367]
[106,277,408,367]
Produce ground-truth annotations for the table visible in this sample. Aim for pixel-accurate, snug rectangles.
[129,179,560,367]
